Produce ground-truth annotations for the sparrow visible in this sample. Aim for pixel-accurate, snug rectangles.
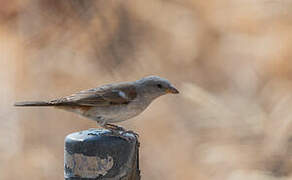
[15,76,179,131]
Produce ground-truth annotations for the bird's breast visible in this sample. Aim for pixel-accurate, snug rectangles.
[87,97,151,122]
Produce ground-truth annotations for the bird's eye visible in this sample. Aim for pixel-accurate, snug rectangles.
[157,84,162,88]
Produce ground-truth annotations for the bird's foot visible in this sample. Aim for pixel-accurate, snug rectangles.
[101,124,138,142]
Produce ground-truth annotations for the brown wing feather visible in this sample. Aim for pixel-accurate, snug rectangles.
[50,83,137,106]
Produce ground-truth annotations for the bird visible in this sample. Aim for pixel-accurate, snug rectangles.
[15,76,179,132]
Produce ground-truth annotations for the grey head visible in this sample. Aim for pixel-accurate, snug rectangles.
[135,76,179,100]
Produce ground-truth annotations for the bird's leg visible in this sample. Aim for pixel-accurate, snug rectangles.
[98,120,125,131]
[105,123,126,131]
[98,121,120,135]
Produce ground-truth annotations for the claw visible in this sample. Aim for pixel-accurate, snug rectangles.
[101,130,136,142]
[122,130,139,138]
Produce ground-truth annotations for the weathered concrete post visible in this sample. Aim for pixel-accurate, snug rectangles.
[64,129,140,180]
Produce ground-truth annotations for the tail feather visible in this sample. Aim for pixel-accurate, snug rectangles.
[14,101,54,107]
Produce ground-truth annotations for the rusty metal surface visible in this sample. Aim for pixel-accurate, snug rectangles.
[64,129,140,180]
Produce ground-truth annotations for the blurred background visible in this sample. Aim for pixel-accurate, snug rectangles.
[2,0,292,179]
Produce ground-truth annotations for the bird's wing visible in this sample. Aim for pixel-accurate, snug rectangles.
[50,83,137,106]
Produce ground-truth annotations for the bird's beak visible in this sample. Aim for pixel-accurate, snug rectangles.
[166,85,179,94]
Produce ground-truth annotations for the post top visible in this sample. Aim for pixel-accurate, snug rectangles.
[64,128,140,179]
[65,128,138,155]
[65,128,137,144]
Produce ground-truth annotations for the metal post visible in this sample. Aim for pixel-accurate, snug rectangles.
[64,129,140,180]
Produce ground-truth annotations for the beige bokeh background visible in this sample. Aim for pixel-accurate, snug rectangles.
[2,0,292,179]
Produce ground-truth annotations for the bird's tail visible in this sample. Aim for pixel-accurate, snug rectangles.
[14,101,54,107]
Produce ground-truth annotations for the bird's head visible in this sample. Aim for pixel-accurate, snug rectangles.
[136,76,179,99]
